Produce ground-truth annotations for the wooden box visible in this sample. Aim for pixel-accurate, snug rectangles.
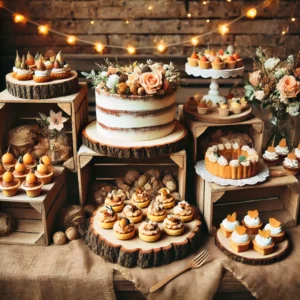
[197,166,300,235]
[77,145,187,207]
[0,167,66,245]
[0,83,89,171]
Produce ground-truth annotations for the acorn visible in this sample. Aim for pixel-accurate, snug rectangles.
[36,56,46,71]
[26,169,37,184]
[137,87,145,96]
[26,51,35,66]
[2,149,14,165]
[119,217,130,229]
[53,231,67,245]
[15,50,22,68]
[23,152,34,165]
[41,155,51,166]
[3,170,14,183]
[65,227,79,241]
[53,59,61,69]
[15,156,26,173]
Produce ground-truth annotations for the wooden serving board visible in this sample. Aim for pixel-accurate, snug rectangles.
[215,229,289,265]
[85,205,202,268]
[183,104,252,124]
[82,120,187,159]
[6,71,79,99]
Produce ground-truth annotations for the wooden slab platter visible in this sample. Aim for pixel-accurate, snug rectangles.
[82,120,187,159]
[85,205,202,268]
[183,104,252,124]
[215,229,289,265]
[6,71,79,99]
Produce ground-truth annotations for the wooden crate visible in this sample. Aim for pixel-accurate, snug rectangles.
[77,145,187,207]
[197,166,300,235]
[0,167,66,245]
[0,83,89,171]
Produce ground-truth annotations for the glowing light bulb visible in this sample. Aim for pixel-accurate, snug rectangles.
[246,8,257,19]
[67,36,76,45]
[203,1,207,4]
[206,19,210,23]
[125,20,129,24]
[219,24,229,35]
[227,0,231,2]
[38,25,49,35]
[191,37,199,46]
[127,46,136,54]
[90,20,95,25]
[148,5,153,10]
[14,14,25,23]
[95,43,104,53]
[157,43,166,53]
[187,13,192,18]
[282,30,286,35]
[291,17,295,22]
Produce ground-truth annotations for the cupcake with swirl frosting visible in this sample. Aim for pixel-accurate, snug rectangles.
[263,146,279,166]
[283,153,299,175]
[253,229,274,255]
[275,138,289,158]
[264,218,284,243]
[220,212,239,238]
[229,225,250,253]
[242,210,262,235]
[138,220,161,242]
[122,203,143,224]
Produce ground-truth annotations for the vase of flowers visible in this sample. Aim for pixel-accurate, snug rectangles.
[244,48,300,150]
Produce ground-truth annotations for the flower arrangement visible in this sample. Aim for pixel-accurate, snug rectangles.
[244,48,300,117]
[82,59,180,97]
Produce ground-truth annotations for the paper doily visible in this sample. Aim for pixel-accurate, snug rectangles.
[195,160,269,186]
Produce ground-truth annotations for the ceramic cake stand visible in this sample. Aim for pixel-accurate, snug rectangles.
[82,120,187,159]
[185,64,244,105]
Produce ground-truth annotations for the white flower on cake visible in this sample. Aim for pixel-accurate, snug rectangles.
[47,110,68,131]
[106,74,120,89]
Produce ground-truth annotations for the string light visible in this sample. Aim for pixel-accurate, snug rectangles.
[206,19,210,23]
[246,8,257,19]
[38,25,49,35]
[291,17,295,22]
[157,42,166,53]
[282,30,286,35]
[125,20,129,24]
[13,14,25,23]
[187,13,191,18]
[191,37,199,46]
[67,35,76,45]
[90,20,95,25]
[203,1,207,4]
[127,46,136,54]
[148,5,153,10]
[219,24,229,35]
[227,0,231,2]
[95,43,104,53]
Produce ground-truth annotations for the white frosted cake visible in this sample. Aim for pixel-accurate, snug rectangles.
[84,60,180,141]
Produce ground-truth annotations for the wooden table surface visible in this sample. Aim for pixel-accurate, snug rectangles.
[114,269,255,300]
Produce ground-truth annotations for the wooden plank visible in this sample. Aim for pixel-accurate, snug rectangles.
[16,219,44,233]
[0,231,44,245]
[2,207,42,220]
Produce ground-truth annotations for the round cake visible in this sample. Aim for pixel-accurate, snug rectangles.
[84,60,180,142]
[205,143,259,179]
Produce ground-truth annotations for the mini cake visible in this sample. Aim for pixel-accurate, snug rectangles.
[229,225,250,253]
[283,153,299,175]
[122,203,143,223]
[242,210,262,235]
[220,212,239,238]
[0,170,20,197]
[230,101,242,114]
[16,55,33,81]
[218,102,230,117]
[294,142,300,162]
[26,51,36,70]
[147,199,167,222]
[35,160,53,185]
[197,101,208,115]
[211,57,224,70]
[173,200,194,222]
[51,58,70,80]
[113,217,135,240]
[13,157,29,183]
[253,229,274,255]
[262,146,279,166]
[225,55,236,69]
[96,205,118,229]
[138,220,161,242]
[187,51,199,67]
[198,56,211,69]
[131,187,150,208]
[43,56,54,70]
[156,187,175,209]
[33,56,51,83]
[23,152,36,169]
[12,51,22,78]
[264,218,284,243]
[21,170,43,198]
[1,150,16,170]
[105,189,125,212]
[275,138,289,158]
[163,214,184,236]
[187,96,198,111]
[232,52,243,68]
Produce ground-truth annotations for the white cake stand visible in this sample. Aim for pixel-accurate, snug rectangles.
[185,64,244,105]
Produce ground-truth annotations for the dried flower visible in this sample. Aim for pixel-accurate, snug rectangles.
[47,110,68,131]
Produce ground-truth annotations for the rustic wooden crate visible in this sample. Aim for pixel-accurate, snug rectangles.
[0,83,89,171]
[0,167,66,245]
[197,166,300,235]
[77,145,187,207]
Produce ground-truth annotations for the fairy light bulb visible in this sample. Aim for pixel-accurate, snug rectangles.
[38,25,49,35]
[14,14,25,23]
[187,13,192,18]
[291,17,295,22]
[206,19,210,23]
[227,0,231,2]
[95,43,104,53]
[191,37,199,46]
[246,8,257,19]
[127,46,136,54]
[90,20,95,25]
[67,35,76,45]
[203,1,207,4]
[148,5,153,10]
[282,30,286,35]
[219,24,229,35]
[125,20,129,24]
[157,43,166,53]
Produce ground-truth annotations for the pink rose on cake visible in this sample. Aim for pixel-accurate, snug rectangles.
[139,72,162,94]
[249,70,261,87]
[276,75,300,100]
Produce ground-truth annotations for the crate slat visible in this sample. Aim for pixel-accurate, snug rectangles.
[16,219,44,233]
[0,232,44,245]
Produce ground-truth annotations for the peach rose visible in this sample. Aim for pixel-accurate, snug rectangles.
[139,72,162,94]
[276,75,300,100]
[249,70,261,87]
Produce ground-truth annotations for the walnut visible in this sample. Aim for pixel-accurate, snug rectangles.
[118,73,128,83]
[171,192,181,201]
[145,169,161,180]
[162,174,177,192]
[65,227,79,241]
[137,174,149,187]
[0,213,14,236]
[53,231,67,245]
[124,170,141,185]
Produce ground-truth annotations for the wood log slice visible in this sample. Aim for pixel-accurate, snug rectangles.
[6,71,79,99]
[82,120,187,159]
[85,206,202,268]
[215,229,290,265]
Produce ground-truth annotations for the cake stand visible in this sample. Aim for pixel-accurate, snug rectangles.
[185,64,244,105]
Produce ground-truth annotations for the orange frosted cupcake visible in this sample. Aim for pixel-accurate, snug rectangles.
[197,101,208,115]
[225,55,236,69]
[211,57,224,70]
[198,56,211,69]
[253,230,274,256]
[275,138,289,159]
[21,170,43,198]
[187,51,199,67]
[242,210,262,235]
[229,225,250,253]
[0,170,20,197]
[283,153,299,175]
[13,157,30,183]
[262,146,279,166]
[264,218,284,243]
[233,52,243,68]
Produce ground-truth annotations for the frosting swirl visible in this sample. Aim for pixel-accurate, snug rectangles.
[244,214,261,226]
[264,223,282,235]
[275,145,289,155]
[225,142,232,150]
[51,67,68,74]
[173,201,193,216]
[255,234,272,247]
[123,203,142,217]
[229,159,240,167]
[283,157,299,168]
[35,70,50,77]
[221,218,239,231]
[218,156,228,166]
[148,200,166,216]
[218,144,225,151]
[163,214,184,230]
[139,220,160,236]
[263,150,278,161]
[231,230,249,244]
[17,69,32,75]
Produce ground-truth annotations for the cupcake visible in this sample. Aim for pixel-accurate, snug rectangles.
[35,156,53,184]
[163,214,184,236]
[262,146,279,166]
[138,220,161,242]
[218,102,230,117]
[275,138,289,158]
[23,152,37,169]
[211,57,224,70]
[16,55,33,81]
[1,150,16,170]
[0,170,20,197]
[242,210,262,235]
[294,142,300,162]
[173,200,194,222]
[253,229,274,256]
[113,217,135,240]
[156,187,175,209]
[122,203,143,224]
[33,56,51,83]
[283,153,299,175]
[220,212,239,238]
[105,189,126,213]
[217,48,224,56]
[147,199,167,222]
[198,56,211,69]
[131,187,151,208]
[187,51,199,67]
[230,101,242,114]
[96,205,118,229]
[51,59,70,80]
[187,96,198,111]
[26,51,36,70]
[43,58,54,70]
[13,156,29,183]
[197,101,208,115]
[229,225,250,253]
[12,50,22,78]
[232,52,243,68]
[21,170,43,198]
[225,55,236,69]
[264,218,284,243]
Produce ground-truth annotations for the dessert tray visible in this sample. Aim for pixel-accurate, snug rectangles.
[195,160,269,186]
[85,204,202,269]
[183,104,252,124]
[215,229,289,265]
[82,120,187,159]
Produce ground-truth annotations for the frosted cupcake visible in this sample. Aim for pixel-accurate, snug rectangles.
[122,203,143,224]
[113,217,135,240]
[242,210,262,235]
[173,200,194,222]
[229,225,250,253]
[156,188,175,209]
[253,230,274,256]
[283,153,299,175]
[163,214,184,236]
[51,59,70,80]
[211,57,224,70]
[220,212,239,238]
[21,170,43,198]
[187,51,199,67]
[33,56,51,83]
[16,55,33,81]
[131,187,151,208]
[97,205,118,229]
[197,101,208,115]
[275,138,289,158]
[263,146,279,166]
[0,170,20,197]
[264,218,284,243]
[198,56,211,69]
[138,220,161,242]
[105,189,126,212]
[147,199,167,222]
